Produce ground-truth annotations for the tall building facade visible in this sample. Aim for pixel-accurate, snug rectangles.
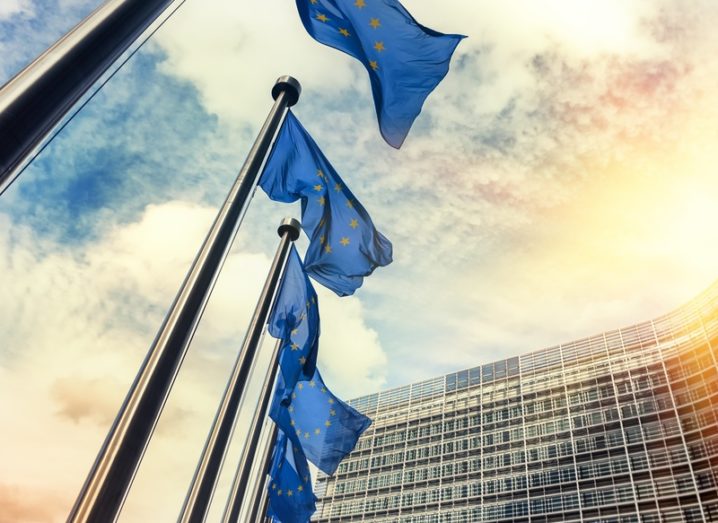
[312,282,718,522]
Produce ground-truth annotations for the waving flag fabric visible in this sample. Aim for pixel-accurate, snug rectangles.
[270,369,372,475]
[268,245,320,401]
[260,111,392,296]
[267,429,316,523]
[295,0,465,148]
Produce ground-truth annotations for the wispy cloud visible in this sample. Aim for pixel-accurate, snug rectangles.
[0,483,68,523]
[0,200,387,520]
[3,0,718,520]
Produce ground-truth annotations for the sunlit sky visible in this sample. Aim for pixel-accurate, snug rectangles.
[2,0,718,521]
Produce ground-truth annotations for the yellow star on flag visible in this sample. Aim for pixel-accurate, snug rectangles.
[314,428,321,435]
[369,60,379,71]
[370,18,380,29]
[290,342,299,351]
[309,380,316,387]
[340,237,350,246]
[299,356,307,364]
[328,398,335,404]
[330,409,336,416]
[334,182,342,192]
[374,41,385,52]
[325,420,332,427]
[339,28,350,37]
[319,234,326,244]
[288,490,294,497]
[324,244,332,254]
[316,13,329,22]
[298,383,304,390]
[318,196,326,205]
[346,199,354,209]
[350,219,359,229]
[298,485,304,492]
[314,184,323,191]
[304,432,310,439]
[354,0,366,7]
[317,169,325,178]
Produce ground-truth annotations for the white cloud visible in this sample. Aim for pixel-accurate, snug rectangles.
[0,0,33,20]
[153,0,664,124]
[147,0,718,386]
[153,0,356,125]
[316,286,388,398]
[0,200,386,521]
[4,1,718,518]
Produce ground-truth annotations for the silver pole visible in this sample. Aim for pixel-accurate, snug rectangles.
[246,423,279,523]
[220,341,280,523]
[0,0,181,195]
[179,218,300,522]
[67,77,301,523]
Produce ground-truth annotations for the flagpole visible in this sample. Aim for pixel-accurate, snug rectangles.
[254,476,273,523]
[179,218,300,523]
[220,344,280,523]
[67,76,300,523]
[0,0,184,195]
[244,422,278,523]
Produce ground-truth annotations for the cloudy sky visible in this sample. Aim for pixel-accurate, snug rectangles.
[2,0,718,521]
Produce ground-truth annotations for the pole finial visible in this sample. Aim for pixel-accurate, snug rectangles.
[272,76,301,107]
[278,217,301,241]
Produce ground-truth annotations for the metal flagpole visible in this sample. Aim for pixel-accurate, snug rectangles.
[220,342,280,523]
[254,473,273,523]
[179,218,300,523]
[0,0,182,195]
[67,76,300,523]
[245,422,278,523]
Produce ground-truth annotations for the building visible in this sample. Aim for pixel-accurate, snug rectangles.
[312,282,718,522]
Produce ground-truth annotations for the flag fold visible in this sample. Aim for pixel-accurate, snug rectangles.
[267,429,317,523]
[295,0,465,147]
[271,369,372,475]
[268,245,320,401]
[260,111,392,297]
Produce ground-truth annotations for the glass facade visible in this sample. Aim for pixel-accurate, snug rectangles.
[312,282,718,522]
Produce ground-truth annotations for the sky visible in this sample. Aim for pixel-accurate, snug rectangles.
[2,0,718,521]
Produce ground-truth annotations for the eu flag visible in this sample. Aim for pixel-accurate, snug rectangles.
[268,245,320,401]
[267,429,316,523]
[270,369,372,475]
[295,0,465,148]
[260,111,392,297]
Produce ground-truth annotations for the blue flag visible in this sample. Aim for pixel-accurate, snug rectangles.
[270,369,372,475]
[267,429,316,523]
[260,111,392,297]
[295,0,465,148]
[268,245,320,401]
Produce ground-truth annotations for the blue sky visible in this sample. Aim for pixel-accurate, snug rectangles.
[3,0,718,520]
